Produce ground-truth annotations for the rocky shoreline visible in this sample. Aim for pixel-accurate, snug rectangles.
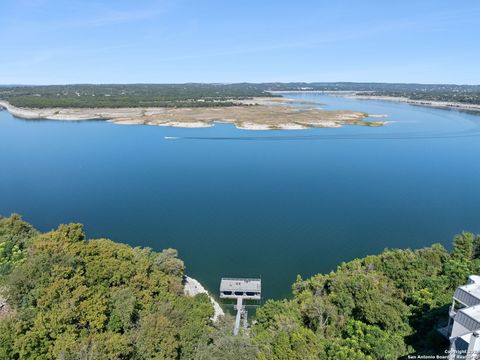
[183,276,224,322]
[0,287,12,319]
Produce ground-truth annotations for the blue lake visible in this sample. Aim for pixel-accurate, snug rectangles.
[1,93,480,299]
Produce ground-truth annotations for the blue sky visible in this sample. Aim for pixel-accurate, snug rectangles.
[1,0,479,84]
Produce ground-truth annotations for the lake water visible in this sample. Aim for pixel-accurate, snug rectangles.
[1,93,480,299]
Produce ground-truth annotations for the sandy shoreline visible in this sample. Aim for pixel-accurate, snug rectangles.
[0,98,384,130]
[183,276,224,321]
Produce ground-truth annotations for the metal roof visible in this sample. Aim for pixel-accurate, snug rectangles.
[454,284,480,307]
[220,278,261,292]
[219,278,261,300]
[455,305,480,333]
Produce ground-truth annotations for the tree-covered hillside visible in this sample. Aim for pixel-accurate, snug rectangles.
[1,214,478,359]
[251,232,480,359]
[0,215,216,359]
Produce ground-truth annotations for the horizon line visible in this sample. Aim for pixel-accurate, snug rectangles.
[1,81,480,87]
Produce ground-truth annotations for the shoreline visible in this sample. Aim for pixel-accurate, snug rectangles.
[336,94,480,112]
[0,99,385,130]
[183,276,224,321]
[0,287,12,319]
[269,91,480,113]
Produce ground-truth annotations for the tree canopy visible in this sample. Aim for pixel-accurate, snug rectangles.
[251,234,480,359]
[0,215,214,359]
[1,214,478,359]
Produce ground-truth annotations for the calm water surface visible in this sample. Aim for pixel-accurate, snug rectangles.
[1,93,480,299]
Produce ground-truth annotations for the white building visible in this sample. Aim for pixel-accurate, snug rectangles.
[445,275,480,359]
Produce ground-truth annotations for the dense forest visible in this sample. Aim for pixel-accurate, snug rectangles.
[1,82,480,108]
[1,214,479,359]
[0,84,274,108]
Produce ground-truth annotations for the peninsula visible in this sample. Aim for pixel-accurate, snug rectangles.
[0,83,387,130]
[4,82,480,130]
[0,98,382,130]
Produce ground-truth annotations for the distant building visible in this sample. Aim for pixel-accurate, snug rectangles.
[443,275,480,359]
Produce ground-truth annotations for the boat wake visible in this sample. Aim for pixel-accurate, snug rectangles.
[164,130,480,141]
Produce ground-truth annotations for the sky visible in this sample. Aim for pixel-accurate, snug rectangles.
[1,0,479,85]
